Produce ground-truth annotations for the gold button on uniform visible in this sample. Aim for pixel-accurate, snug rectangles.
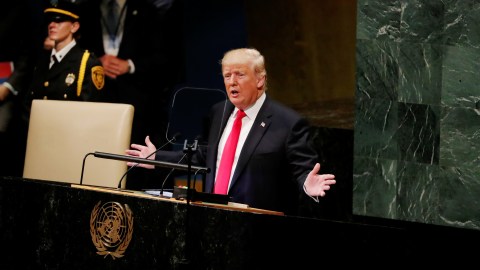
[44,81,49,87]
[64,94,67,99]
[43,96,48,100]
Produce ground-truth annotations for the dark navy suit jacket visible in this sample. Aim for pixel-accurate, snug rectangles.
[78,0,172,144]
[159,96,319,214]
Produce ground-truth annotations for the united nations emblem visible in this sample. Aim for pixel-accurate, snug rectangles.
[65,73,75,86]
[90,201,133,259]
[91,66,105,90]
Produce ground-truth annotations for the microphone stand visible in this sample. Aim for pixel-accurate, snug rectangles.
[177,139,198,268]
[183,139,198,205]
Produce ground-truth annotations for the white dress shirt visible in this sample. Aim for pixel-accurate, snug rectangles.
[214,92,266,192]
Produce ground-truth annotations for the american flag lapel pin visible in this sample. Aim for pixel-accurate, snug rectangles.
[261,122,266,127]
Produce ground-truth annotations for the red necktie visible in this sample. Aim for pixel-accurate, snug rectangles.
[214,110,246,195]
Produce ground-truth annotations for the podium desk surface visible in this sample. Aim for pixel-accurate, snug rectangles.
[71,183,285,216]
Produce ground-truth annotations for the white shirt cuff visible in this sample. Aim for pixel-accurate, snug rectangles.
[127,59,135,74]
[3,82,17,95]
[303,183,319,203]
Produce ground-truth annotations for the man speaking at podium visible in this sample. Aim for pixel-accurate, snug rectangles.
[125,48,336,215]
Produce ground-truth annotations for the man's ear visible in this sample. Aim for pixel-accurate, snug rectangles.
[257,75,266,89]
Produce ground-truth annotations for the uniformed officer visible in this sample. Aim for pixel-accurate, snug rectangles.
[29,0,105,103]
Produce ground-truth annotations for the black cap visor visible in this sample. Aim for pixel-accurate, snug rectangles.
[45,14,75,23]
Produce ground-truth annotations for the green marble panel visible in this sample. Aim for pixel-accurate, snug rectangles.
[356,0,401,41]
[396,161,440,224]
[356,39,399,100]
[440,106,480,168]
[400,0,445,44]
[398,42,443,105]
[444,1,480,47]
[354,98,398,160]
[397,102,440,164]
[437,165,480,230]
[352,157,397,218]
[442,45,480,108]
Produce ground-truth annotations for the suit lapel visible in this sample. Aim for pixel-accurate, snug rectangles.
[216,103,234,146]
[229,97,273,190]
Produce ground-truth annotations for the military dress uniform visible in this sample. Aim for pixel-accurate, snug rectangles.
[29,45,105,102]
[28,1,105,104]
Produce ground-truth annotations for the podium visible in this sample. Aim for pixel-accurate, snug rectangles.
[1,176,479,269]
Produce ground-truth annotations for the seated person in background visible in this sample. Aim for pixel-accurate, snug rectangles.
[0,0,45,177]
[125,48,336,215]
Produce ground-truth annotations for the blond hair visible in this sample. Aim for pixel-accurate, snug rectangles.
[221,48,267,90]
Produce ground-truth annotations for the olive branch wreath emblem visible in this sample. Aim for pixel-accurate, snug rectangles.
[90,201,134,259]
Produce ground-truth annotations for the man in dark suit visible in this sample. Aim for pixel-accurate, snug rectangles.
[125,48,336,215]
[78,0,182,190]
[78,0,175,146]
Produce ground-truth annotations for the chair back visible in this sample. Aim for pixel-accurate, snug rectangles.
[23,100,134,188]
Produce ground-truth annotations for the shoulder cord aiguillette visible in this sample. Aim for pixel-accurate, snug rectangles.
[77,50,90,97]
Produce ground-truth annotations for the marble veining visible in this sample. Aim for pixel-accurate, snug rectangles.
[355,0,480,230]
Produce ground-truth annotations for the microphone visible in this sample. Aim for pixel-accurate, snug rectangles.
[117,132,181,188]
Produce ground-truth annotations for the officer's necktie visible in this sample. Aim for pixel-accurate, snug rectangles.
[50,55,58,69]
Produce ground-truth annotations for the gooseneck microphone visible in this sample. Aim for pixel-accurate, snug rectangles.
[117,133,181,188]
